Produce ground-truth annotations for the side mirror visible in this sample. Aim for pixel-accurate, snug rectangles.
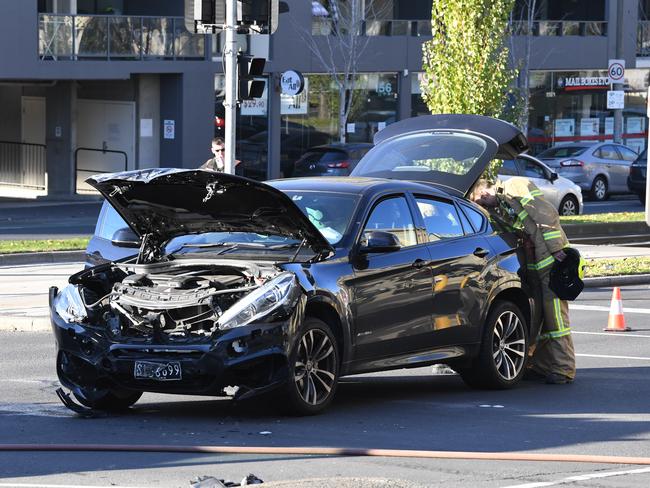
[549,171,559,182]
[359,230,401,253]
[111,228,141,248]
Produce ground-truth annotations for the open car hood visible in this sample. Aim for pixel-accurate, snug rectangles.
[351,114,529,197]
[87,169,334,257]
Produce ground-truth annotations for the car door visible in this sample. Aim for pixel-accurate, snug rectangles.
[596,145,625,191]
[514,157,560,209]
[414,196,491,347]
[350,194,434,360]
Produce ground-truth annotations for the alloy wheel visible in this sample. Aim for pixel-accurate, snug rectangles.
[560,196,577,216]
[593,178,607,200]
[294,329,337,406]
[491,310,526,381]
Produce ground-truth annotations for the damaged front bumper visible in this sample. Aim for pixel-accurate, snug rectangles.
[49,286,300,402]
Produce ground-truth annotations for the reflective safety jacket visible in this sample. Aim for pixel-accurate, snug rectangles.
[495,177,569,272]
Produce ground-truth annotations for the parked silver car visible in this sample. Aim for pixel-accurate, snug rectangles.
[536,142,638,201]
[499,154,584,216]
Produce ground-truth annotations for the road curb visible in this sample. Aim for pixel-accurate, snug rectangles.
[583,274,650,288]
[0,250,84,266]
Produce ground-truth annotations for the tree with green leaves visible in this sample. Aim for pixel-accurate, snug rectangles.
[421,0,517,120]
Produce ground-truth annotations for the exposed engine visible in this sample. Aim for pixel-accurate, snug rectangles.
[73,259,281,341]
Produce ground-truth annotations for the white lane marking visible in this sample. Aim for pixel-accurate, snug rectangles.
[577,353,650,361]
[0,484,145,488]
[570,304,650,314]
[503,466,650,488]
[573,331,650,338]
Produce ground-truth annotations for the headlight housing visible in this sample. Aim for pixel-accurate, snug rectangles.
[53,284,88,323]
[218,272,297,330]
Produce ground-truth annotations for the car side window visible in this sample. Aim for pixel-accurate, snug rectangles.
[599,145,621,160]
[499,159,518,176]
[363,196,417,247]
[515,158,546,179]
[415,197,464,242]
[459,204,486,233]
[98,202,128,241]
[618,146,638,162]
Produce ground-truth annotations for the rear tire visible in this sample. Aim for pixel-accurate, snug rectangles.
[459,301,528,389]
[282,317,340,415]
[559,195,579,216]
[590,176,608,201]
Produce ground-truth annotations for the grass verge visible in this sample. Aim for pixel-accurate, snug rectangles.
[585,257,650,277]
[0,238,90,254]
[561,211,645,225]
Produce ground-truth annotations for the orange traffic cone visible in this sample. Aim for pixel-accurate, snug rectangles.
[604,287,631,332]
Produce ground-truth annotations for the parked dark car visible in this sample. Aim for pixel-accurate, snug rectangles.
[628,149,647,203]
[293,143,373,177]
[50,115,538,415]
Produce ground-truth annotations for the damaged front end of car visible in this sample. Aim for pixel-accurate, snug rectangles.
[50,258,306,408]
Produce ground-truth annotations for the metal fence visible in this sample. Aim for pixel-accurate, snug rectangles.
[75,147,128,194]
[39,14,206,60]
[0,141,46,190]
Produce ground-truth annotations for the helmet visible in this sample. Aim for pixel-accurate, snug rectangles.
[549,247,586,301]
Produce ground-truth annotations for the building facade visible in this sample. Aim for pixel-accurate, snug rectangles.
[0,0,645,197]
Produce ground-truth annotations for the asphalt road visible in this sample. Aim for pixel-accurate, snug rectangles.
[1,285,650,487]
[0,195,644,241]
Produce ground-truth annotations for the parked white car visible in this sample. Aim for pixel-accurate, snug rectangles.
[498,154,583,216]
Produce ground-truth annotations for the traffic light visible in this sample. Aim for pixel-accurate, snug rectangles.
[184,0,226,33]
[238,54,266,101]
[237,0,280,34]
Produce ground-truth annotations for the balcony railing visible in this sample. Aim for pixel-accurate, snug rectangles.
[509,20,607,36]
[311,18,432,37]
[39,14,206,60]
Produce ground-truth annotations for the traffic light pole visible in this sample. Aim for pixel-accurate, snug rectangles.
[223,0,238,174]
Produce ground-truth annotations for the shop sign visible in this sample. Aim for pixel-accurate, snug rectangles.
[626,117,644,134]
[557,76,609,91]
[554,119,575,137]
[281,78,309,115]
[607,90,625,109]
[241,84,268,116]
[280,70,305,96]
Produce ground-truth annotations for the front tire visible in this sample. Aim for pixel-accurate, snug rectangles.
[283,317,340,415]
[459,301,528,389]
[559,195,579,216]
[590,176,608,201]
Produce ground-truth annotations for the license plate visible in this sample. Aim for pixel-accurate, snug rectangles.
[134,361,182,381]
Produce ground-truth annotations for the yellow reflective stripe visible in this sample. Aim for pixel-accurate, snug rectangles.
[553,298,565,331]
[517,210,528,221]
[539,328,571,340]
[544,231,562,240]
[536,255,555,270]
[520,190,544,206]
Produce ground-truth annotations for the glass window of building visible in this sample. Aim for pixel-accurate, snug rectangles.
[527,70,648,156]
[411,72,429,117]
[280,73,397,177]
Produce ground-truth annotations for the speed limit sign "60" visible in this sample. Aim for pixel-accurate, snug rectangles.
[608,59,625,83]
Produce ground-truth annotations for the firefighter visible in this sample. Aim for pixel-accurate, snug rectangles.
[472,177,576,385]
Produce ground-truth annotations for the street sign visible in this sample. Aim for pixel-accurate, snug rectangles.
[607,90,625,110]
[608,59,625,83]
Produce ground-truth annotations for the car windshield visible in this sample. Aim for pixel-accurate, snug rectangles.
[299,150,347,163]
[353,132,488,178]
[537,146,588,158]
[166,190,359,254]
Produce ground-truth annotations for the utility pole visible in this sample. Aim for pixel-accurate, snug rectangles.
[613,0,624,144]
[223,0,238,174]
